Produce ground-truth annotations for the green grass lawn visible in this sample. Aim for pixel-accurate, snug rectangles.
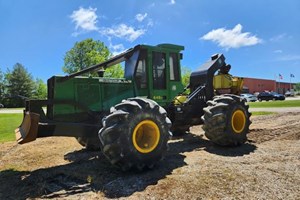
[248,100,300,108]
[0,113,23,143]
[2,108,23,110]
[251,111,277,116]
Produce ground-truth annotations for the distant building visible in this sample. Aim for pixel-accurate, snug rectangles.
[242,77,296,94]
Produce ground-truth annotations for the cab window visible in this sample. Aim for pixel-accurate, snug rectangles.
[169,53,180,81]
[135,50,147,89]
[152,52,166,89]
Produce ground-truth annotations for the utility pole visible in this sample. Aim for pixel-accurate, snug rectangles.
[278,76,280,93]
[290,73,295,91]
[290,74,291,90]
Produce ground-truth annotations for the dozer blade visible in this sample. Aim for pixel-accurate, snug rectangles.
[15,112,40,144]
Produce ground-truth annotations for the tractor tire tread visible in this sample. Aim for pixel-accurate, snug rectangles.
[202,94,251,146]
[99,98,171,171]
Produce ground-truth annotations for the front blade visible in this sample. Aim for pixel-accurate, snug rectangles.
[15,112,40,144]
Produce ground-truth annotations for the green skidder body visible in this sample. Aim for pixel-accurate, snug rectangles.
[44,44,184,120]
[47,76,134,121]
[16,43,251,170]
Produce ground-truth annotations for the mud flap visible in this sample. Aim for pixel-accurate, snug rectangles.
[15,112,40,144]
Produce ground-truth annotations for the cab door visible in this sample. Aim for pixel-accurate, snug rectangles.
[150,51,169,106]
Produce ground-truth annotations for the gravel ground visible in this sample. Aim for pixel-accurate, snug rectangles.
[0,112,299,199]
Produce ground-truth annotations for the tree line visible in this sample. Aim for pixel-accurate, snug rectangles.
[0,39,192,108]
[0,64,47,108]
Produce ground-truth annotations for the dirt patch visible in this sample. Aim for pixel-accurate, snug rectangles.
[0,112,299,199]
[249,112,300,143]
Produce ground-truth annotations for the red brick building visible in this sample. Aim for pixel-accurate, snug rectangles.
[242,77,295,94]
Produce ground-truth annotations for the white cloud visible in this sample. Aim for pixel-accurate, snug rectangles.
[200,24,262,50]
[147,19,154,27]
[277,54,300,61]
[70,7,98,32]
[70,7,147,42]
[270,33,287,42]
[101,24,146,42]
[109,43,125,56]
[169,0,176,5]
[274,49,283,53]
[136,13,153,27]
[149,3,155,7]
[136,13,148,22]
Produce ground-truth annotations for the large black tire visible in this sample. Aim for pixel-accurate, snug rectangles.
[99,97,172,171]
[76,136,101,151]
[202,94,251,146]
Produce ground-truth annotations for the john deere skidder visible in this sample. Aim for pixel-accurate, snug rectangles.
[16,44,251,170]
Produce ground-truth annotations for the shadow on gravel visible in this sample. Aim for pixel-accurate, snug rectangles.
[0,133,256,199]
[203,143,256,157]
[173,132,257,157]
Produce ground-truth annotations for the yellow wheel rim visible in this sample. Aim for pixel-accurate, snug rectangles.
[132,120,160,153]
[231,110,246,134]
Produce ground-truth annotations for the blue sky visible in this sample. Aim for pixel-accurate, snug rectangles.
[0,0,299,83]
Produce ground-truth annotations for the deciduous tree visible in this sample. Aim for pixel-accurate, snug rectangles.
[32,78,47,99]
[62,38,110,74]
[181,66,191,87]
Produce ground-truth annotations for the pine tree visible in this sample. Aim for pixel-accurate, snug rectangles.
[5,63,35,107]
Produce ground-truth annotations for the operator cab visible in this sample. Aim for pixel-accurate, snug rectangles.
[124,44,185,106]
